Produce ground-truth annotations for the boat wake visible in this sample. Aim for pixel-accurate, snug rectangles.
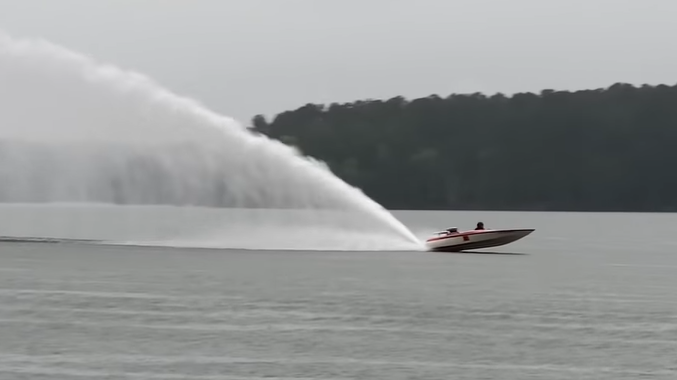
[0,234,421,252]
[0,204,425,252]
[0,236,102,244]
[0,30,420,249]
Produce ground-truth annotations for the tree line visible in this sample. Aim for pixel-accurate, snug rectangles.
[250,83,677,211]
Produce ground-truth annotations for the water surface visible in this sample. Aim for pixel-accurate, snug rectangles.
[1,208,676,379]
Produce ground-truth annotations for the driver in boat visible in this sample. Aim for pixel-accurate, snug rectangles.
[475,222,485,230]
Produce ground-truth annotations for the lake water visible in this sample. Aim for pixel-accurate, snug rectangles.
[1,205,676,379]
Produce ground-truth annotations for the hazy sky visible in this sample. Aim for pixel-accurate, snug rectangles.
[1,0,676,125]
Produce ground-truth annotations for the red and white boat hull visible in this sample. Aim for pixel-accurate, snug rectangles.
[425,228,534,252]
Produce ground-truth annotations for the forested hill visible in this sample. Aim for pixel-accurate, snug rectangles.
[250,83,677,211]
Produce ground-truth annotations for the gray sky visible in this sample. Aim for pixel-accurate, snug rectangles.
[1,0,676,125]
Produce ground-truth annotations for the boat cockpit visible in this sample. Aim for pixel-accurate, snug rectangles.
[433,227,458,236]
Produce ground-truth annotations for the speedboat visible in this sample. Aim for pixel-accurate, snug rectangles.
[425,226,534,252]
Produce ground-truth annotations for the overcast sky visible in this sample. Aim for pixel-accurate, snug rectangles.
[1,0,676,125]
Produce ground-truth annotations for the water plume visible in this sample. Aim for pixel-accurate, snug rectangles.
[0,31,421,248]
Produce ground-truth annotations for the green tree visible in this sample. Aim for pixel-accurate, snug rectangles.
[252,83,677,211]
